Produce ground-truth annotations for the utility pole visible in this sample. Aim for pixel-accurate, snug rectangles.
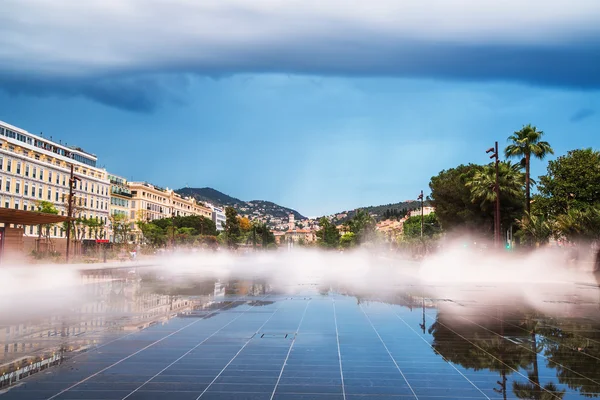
[486,142,501,248]
[65,164,80,263]
[417,190,424,238]
[171,211,176,250]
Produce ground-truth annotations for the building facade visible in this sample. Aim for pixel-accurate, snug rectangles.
[408,206,435,218]
[128,182,213,243]
[0,120,110,252]
[108,174,131,219]
[209,205,226,231]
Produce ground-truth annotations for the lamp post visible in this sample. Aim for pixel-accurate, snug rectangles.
[486,142,501,248]
[65,164,81,263]
[417,190,424,238]
[171,211,176,250]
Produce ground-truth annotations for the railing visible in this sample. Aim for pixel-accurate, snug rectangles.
[111,187,132,197]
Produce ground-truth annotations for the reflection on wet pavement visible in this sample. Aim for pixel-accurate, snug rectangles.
[1,267,600,399]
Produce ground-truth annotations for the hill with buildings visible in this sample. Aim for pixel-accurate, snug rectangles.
[175,187,306,223]
[329,200,424,223]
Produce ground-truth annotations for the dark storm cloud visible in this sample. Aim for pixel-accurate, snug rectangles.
[1,0,599,111]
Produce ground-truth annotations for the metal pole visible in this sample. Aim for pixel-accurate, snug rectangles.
[420,190,424,239]
[171,212,175,249]
[495,141,501,248]
[65,164,74,263]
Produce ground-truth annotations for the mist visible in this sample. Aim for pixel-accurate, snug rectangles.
[1,239,599,325]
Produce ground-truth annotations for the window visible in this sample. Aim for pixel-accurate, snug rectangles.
[48,171,52,183]
[4,198,8,208]
[15,181,20,194]
[62,175,66,186]
[56,173,59,184]
[0,156,3,170]
[96,200,99,209]
[5,178,10,192]
[85,181,88,191]
[32,184,35,197]
[14,200,19,210]
[33,167,37,179]
[55,191,59,202]
[29,225,33,235]
[131,200,135,208]
[24,182,28,196]
[16,162,21,175]
[6,159,11,172]
[47,188,51,200]
[53,227,57,236]
[38,187,42,198]
[39,169,43,180]
[25,165,29,177]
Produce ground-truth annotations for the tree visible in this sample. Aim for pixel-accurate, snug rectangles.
[554,206,600,243]
[139,222,167,247]
[465,161,526,236]
[152,215,217,237]
[110,214,131,244]
[238,217,252,232]
[517,212,552,246]
[403,213,441,239]
[346,209,376,244]
[35,200,59,251]
[316,217,340,249]
[224,207,242,249]
[339,232,357,248]
[505,124,553,215]
[466,161,525,208]
[429,164,490,233]
[536,148,600,217]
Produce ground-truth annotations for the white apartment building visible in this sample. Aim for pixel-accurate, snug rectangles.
[208,204,226,231]
[0,120,111,249]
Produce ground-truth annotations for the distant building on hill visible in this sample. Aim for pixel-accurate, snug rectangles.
[408,206,435,218]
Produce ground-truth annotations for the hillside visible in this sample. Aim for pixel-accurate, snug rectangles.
[330,200,425,223]
[175,187,306,222]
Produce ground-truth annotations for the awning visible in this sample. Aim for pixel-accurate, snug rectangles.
[0,208,72,225]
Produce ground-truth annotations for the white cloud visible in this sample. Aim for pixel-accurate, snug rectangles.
[1,0,599,77]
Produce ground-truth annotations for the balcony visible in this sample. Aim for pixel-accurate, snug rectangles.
[112,187,132,198]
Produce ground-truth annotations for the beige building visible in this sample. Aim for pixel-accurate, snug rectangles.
[128,182,212,243]
[284,228,316,244]
[408,206,435,218]
[108,174,131,220]
[0,120,110,254]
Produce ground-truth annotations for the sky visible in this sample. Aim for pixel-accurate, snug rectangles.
[1,1,599,217]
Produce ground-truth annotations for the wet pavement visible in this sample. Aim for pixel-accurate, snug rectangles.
[2,267,600,399]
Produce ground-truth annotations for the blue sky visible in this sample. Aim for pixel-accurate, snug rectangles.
[1,1,599,217]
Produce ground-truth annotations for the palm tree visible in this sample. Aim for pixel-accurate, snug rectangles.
[505,124,554,215]
[466,161,525,208]
[513,315,566,400]
[518,212,552,246]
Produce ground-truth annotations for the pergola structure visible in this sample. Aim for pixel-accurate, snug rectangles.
[0,209,72,263]
[0,208,72,226]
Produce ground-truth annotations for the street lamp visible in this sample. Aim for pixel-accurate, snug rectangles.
[417,190,424,238]
[171,211,176,249]
[66,164,81,263]
[486,142,501,248]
